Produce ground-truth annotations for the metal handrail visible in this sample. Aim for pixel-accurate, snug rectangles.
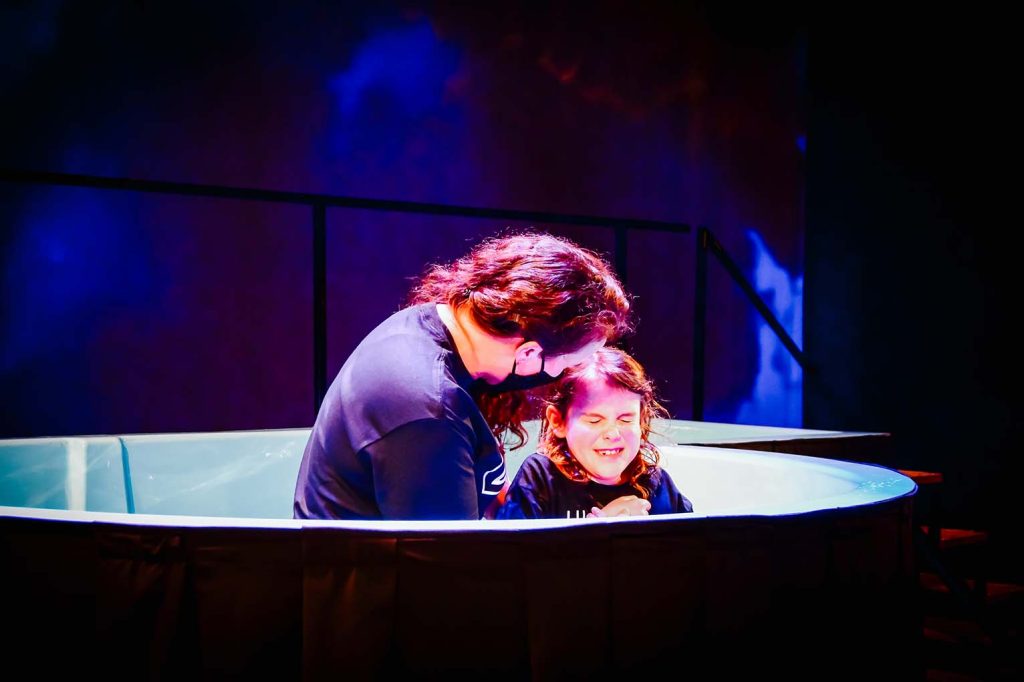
[0,168,691,415]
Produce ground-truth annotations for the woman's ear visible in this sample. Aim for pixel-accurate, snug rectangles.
[513,340,544,368]
[545,404,567,438]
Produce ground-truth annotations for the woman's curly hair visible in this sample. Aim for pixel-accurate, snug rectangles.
[409,231,633,449]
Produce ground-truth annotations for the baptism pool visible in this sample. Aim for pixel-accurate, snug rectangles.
[0,419,918,678]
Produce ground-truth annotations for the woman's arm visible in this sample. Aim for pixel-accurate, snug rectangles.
[365,418,479,520]
[494,456,551,519]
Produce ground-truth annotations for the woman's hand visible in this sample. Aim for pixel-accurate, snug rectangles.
[588,495,651,518]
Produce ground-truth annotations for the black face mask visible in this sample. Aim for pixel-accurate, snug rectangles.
[475,355,560,394]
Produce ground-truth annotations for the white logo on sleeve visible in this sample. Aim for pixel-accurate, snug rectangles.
[481,459,507,495]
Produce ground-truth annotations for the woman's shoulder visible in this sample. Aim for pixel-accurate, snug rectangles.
[344,307,457,390]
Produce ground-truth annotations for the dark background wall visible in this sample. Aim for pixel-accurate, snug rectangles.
[2,0,1016,576]
[1,1,805,437]
[806,8,1021,578]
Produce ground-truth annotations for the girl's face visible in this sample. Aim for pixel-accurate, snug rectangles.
[547,378,642,485]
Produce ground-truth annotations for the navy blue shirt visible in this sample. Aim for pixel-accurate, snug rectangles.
[293,304,506,520]
[497,452,694,519]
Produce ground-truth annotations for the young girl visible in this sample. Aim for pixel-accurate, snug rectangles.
[497,347,693,519]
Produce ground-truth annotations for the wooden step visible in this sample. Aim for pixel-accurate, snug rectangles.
[921,617,996,682]
[920,572,1024,604]
[920,527,989,549]
[923,614,992,647]
[921,613,1023,680]
[900,469,944,485]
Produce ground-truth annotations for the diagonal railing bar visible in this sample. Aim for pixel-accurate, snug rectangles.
[692,227,808,420]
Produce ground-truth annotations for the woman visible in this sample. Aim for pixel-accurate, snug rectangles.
[293,232,632,520]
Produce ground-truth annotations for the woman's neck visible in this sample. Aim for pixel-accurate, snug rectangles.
[436,303,520,383]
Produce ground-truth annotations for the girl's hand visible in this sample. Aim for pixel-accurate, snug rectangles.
[587,495,651,518]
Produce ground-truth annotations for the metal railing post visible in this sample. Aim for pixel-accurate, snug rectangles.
[693,227,708,421]
[312,203,327,416]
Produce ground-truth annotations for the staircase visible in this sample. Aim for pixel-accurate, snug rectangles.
[900,469,1023,680]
